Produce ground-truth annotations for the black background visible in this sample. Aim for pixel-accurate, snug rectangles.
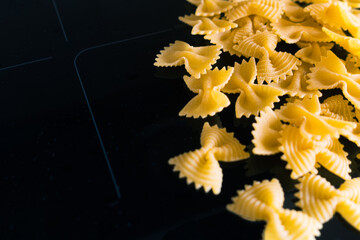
[2,0,360,239]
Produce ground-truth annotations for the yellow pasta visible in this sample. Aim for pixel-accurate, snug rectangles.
[179,14,238,35]
[269,62,321,98]
[320,95,356,122]
[282,0,308,22]
[233,31,301,83]
[179,67,233,118]
[232,16,271,42]
[169,122,249,194]
[322,27,360,57]
[251,107,283,155]
[305,2,360,39]
[154,40,221,79]
[307,50,360,109]
[227,179,322,240]
[272,17,331,44]
[225,0,284,23]
[296,174,360,231]
[222,57,285,118]
[194,0,235,17]
[204,28,239,55]
[154,1,360,237]
[295,42,333,64]
[276,96,357,139]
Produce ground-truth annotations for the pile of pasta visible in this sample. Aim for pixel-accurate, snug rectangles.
[154,0,360,239]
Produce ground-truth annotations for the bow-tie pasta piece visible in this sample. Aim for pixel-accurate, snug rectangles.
[225,0,284,23]
[298,0,360,8]
[272,17,331,44]
[276,96,357,139]
[222,57,285,118]
[278,124,320,179]
[179,67,233,118]
[205,29,239,55]
[233,31,301,83]
[305,2,360,39]
[282,0,308,22]
[269,62,321,98]
[307,50,360,109]
[195,0,235,17]
[320,95,356,122]
[154,40,222,79]
[322,27,360,57]
[227,179,322,240]
[279,122,352,180]
[295,42,334,64]
[233,16,272,43]
[252,107,283,155]
[169,122,249,194]
[179,14,238,35]
[296,174,360,231]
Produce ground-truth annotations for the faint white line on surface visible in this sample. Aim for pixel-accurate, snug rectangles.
[51,0,69,42]
[0,56,53,71]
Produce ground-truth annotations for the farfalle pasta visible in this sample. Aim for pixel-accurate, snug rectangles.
[154,0,360,238]
[276,96,356,139]
[221,57,285,118]
[272,16,331,44]
[179,14,238,35]
[169,122,249,194]
[295,42,333,64]
[307,50,360,109]
[194,0,234,16]
[296,174,360,231]
[304,2,360,39]
[225,0,284,23]
[227,179,322,240]
[269,62,321,98]
[154,40,221,78]
[233,31,301,83]
[251,107,282,155]
[179,67,233,118]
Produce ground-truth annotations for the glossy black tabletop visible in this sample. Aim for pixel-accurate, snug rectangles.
[2,1,360,239]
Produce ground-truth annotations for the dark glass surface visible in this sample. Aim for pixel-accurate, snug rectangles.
[2,0,360,239]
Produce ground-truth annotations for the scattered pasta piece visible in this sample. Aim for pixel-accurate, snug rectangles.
[225,0,284,23]
[322,27,360,57]
[295,42,333,64]
[307,50,360,109]
[205,29,239,55]
[272,16,331,44]
[179,14,238,35]
[296,174,360,231]
[282,0,308,22]
[154,40,221,79]
[252,107,282,155]
[320,95,356,122]
[279,122,352,180]
[169,122,249,194]
[232,16,271,42]
[233,31,301,83]
[276,96,357,139]
[195,0,235,17]
[269,62,321,98]
[222,57,285,118]
[305,2,360,39]
[227,179,322,240]
[179,67,233,118]
[278,124,320,179]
